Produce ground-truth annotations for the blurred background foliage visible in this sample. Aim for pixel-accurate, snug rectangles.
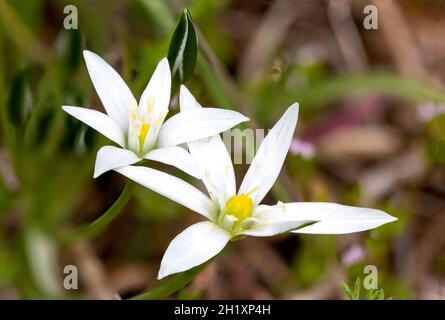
[1,0,445,299]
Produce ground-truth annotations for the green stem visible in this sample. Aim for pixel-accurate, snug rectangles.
[196,55,234,107]
[0,0,49,63]
[129,262,208,300]
[60,181,134,244]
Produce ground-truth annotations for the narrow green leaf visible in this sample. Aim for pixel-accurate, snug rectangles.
[73,125,95,155]
[55,28,83,75]
[365,289,378,300]
[340,281,353,300]
[167,9,198,93]
[296,72,445,108]
[7,68,33,128]
[365,289,373,300]
[59,181,134,244]
[258,71,445,120]
[352,277,361,300]
[129,262,209,300]
[135,0,175,36]
[60,114,95,155]
[34,108,55,146]
[377,289,386,300]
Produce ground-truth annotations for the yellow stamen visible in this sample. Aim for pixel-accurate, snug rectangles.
[138,123,150,151]
[127,98,156,154]
[225,194,253,222]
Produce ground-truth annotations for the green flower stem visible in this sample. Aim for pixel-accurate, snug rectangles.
[60,181,134,244]
[129,262,208,300]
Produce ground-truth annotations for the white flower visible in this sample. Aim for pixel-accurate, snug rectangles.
[62,50,249,178]
[116,87,397,279]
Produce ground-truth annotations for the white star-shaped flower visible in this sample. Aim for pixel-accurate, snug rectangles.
[116,87,397,279]
[62,51,248,178]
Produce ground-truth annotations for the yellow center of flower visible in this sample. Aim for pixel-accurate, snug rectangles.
[129,97,156,154]
[225,194,253,222]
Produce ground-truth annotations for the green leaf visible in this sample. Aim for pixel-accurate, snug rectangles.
[365,289,378,300]
[365,288,388,300]
[73,125,95,156]
[34,108,55,146]
[296,72,445,108]
[352,277,361,300]
[377,289,385,300]
[167,9,198,93]
[7,68,33,128]
[258,71,445,120]
[59,181,134,244]
[340,281,353,300]
[343,277,393,300]
[134,0,175,37]
[129,262,209,300]
[55,28,83,75]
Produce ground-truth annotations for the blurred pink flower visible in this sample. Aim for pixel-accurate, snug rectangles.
[289,139,315,159]
[417,103,445,122]
[342,244,365,266]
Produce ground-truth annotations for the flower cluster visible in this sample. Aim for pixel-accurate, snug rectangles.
[63,51,397,280]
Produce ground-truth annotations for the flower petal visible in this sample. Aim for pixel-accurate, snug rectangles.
[115,165,212,218]
[179,84,200,112]
[188,136,236,210]
[143,146,201,179]
[238,104,299,205]
[62,105,125,147]
[240,205,315,237]
[94,146,140,178]
[139,58,172,150]
[157,108,249,147]
[257,202,397,235]
[139,58,171,116]
[177,85,236,208]
[83,50,136,129]
[158,221,230,279]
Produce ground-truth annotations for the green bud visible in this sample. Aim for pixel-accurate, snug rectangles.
[167,9,198,94]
